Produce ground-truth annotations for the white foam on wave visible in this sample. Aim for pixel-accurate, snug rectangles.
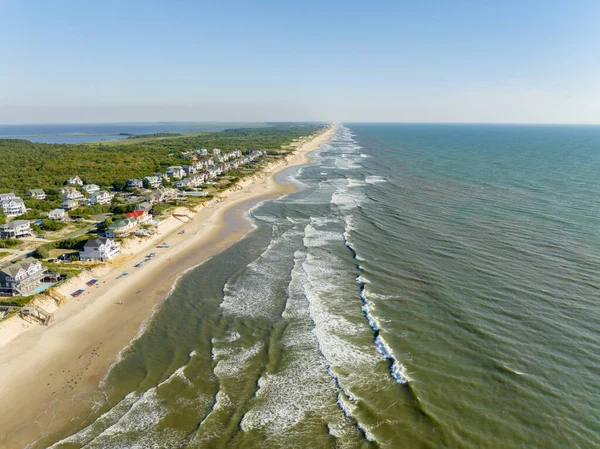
[374,335,410,384]
[240,249,360,444]
[220,227,301,318]
[213,341,263,378]
[365,175,387,184]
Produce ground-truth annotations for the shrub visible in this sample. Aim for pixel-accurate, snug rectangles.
[0,239,20,248]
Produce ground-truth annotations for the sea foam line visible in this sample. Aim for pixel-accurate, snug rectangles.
[342,216,410,385]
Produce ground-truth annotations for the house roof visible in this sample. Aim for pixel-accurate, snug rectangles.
[84,237,110,248]
[29,189,45,194]
[0,220,30,229]
[0,257,40,277]
[125,210,144,219]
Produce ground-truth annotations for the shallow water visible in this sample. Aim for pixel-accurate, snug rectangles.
[45,124,600,448]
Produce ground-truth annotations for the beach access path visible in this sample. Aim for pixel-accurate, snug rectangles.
[0,125,335,449]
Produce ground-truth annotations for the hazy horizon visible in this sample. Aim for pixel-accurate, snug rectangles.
[1,0,599,124]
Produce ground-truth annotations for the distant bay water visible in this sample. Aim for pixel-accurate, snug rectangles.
[42,123,600,448]
[0,122,268,144]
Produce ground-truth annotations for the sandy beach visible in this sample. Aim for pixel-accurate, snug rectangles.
[0,125,334,449]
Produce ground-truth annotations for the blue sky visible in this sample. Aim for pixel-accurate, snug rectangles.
[1,0,599,123]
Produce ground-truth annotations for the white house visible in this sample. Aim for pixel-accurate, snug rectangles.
[61,188,84,201]
[144,176,162,188]
[1,196,26,216]
[166,166,185,179]
[212,149,221,155]
[48,208,66,220]
[90,190,113,205]
[79,238,121,262]
[0,220,32,239]
[66,176,84,186]
[82,184,100,194]
[27,189,46,200]
[61,199,79,210]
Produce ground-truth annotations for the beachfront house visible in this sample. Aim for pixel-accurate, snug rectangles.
[82,184,100,194]
[125,208,152,224]
[61,188,84,201]
[212,149,221,155]
[27,189,46,200]
[105,218,138,238]
[66,176,84,186]
[144,176,162,188]
[126,179,144,189]
[79,237,121,262]
[61,199,79,210]
[90,190,113,205]
[166,166,185,179]
[0,220,32,239]
[0,257,57,296]
[1,196,26,216]
[48,208,67,221]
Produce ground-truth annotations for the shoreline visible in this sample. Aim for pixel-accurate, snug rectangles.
[0,125,335,449]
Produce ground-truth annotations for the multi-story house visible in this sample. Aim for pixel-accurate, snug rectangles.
[61,187,84,201]
[27,189,46,200]
[61,200,79,210]
[105,218,138,238]
[0,257,53,296]
[82,184,100,194]
[126,179,144,189]
[79,238,121,262]
[166,166,185,179]
[1,196,26,216]
[90,190,113,205]
[144,176,162,188]
[0,220,32,239]
[48,208,67,220]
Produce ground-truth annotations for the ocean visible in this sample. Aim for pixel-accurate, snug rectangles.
[0,122,267,144]
[44,124,600,448]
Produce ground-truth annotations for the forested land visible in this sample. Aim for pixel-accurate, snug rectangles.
[0,124,326,194]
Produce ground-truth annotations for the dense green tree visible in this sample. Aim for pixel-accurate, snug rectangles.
[0,124,326,195]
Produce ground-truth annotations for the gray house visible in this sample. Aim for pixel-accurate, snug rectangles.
[27,189,46,200]
[0,257,57,296]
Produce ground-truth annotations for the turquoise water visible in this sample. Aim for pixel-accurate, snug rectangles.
[29,282,56,294]
[43,124,600,448]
